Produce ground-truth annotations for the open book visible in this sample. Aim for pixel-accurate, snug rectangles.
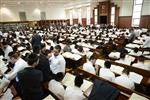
[126,43,140,48]
[62,52,82,61]
[62,73,93,92]
[129,72,143,84]
[43,95,55,100]
[0,56,8,74]
[95,59,105,68]
[129,93,149,100]
[110,65,124,75]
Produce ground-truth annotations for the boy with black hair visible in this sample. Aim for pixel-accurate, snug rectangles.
[115,69,135,90]
[17,53,44,100]
[48,72,65,100]
[99,61,115,82]
[64,74,85,100]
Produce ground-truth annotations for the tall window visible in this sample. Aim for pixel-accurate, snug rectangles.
[87,6,91,25]
[78,8,82,24]
[94,9,98,24]
[132,0,144,27]
[111,7,115,25]
[69,10,73,25]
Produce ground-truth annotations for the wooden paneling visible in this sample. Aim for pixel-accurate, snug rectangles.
[118,16,132,28]
[91,18,94,24]
[73,19,78,25]
[99,1,109,16]
[140,15,150,29]
[115,6,120,27]
[82,18,86,26]
[118,15,150,29]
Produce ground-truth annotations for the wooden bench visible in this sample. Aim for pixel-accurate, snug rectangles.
[74,67,150,100]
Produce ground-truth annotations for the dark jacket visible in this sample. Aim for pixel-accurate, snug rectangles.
[36,54,53,82]
[31,34,42,47]
[89,79,120,100]
[18,67,44,100]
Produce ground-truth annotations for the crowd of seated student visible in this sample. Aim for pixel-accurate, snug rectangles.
[0,24,150,99]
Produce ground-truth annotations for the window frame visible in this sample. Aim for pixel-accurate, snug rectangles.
[131,0,144,27]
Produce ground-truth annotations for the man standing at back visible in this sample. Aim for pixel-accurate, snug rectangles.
[31,31,42,49]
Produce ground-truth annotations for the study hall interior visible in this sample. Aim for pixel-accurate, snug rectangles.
[0,0,150,100]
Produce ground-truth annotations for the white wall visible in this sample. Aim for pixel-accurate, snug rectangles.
[142,0,150,15]
[112,0,150,16]
[65,2,99,19]
[0,3,66,22]
[117,0,133,16]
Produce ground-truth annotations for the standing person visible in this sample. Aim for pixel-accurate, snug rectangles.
[33,45,53,82]
[31,31,42,49]
[17,53,44,100]
[49,45,66,75]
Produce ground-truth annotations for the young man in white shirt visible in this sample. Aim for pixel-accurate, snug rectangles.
[0,51,28,97]
[64,74,86,100]
[48,72,65,100]
[115,69,135,90]
[83,55,96,75]
[2,41,13,60]
[49,45,66,75]
[142,35,150,48]
[99,61,115,82]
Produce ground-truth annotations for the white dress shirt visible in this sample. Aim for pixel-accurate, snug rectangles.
[64,86,85,100]
[49,54,66,74]
[142,36,150,48]
[99,68,115,82]
[115,74,135,90]
[5,58,28,81]
[48,80,65,99]
[4,45,13,60]
[83,62,96,75]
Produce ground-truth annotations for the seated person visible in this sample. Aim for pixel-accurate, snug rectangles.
[115,69,135,90]
[141,34,150,48]
[64,74,85,100]
[83,55,96,75]
[17,53,44,100]
[99,61,115,82]
[2,41,13,60]
[71,45,80,54]
[129,47,142,56]
[48,72,65,100]
[63,40,72,53]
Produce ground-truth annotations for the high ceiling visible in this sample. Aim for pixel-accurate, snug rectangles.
[1,0,105,5]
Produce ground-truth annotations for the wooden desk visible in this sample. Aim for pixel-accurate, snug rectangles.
[75,68,150,100]
[62,53,86,69]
